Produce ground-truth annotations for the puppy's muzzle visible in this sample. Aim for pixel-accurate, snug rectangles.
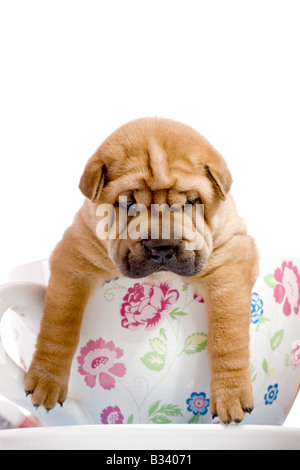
[143,239,177,265]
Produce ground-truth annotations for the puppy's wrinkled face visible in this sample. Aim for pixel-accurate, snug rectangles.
[106,187,210,278]
[79,118,232,279]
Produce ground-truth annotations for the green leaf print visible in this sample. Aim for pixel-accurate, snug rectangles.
[255,315,270,332]
[169,307,188,320]
[262,359,269,374]
[151,415,172,424]
[140,335,167,371]
[271,330,284,351]
[188,414,200,424]
[149,338,167,356]
[156,404,183,417]
[250,364,257,382]
[140,352,165,371]
[263,273,278,289]
[183,333,208,355]
[148,401,183,424]
[148,400,161,417]
[284,354,291,368]
[159,328,167,342]
[127,414,134,424]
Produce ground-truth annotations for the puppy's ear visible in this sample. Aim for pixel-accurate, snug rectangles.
[79,159,107,202]
[205,163,232,201]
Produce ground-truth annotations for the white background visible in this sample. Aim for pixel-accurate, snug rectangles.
[0,0,299,428]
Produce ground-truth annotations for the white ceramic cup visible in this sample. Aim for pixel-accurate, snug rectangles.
[0,255,300,427]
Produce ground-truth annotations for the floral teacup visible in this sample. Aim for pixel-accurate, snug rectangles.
[0,255,299,427]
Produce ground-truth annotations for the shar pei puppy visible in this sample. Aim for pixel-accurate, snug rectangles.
[25,117,258,424]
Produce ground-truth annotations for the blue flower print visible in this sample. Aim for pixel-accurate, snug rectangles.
[264,384,279,405]
[105,277,119,284]
[186,392,210,416]
[251,292,264,324]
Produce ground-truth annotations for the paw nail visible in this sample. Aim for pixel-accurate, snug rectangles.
[34,404,39,410]
[25,391,31,397]
[59,402,64,408]
[245,408,253,414]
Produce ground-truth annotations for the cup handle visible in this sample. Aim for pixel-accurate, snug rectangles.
[0,282,91,426]
[0,282,45,405]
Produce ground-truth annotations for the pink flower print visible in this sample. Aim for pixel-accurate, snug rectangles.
[291,341,300,367]
[120,282,179,331]
[20,356,27,371]
[121,283,179,331]
[273,261,300,316]
[193,291,205,303]
[77,338,126,390]
[100,406,124,424]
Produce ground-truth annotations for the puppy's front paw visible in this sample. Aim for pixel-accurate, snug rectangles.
[24,360,68,411]
[210,378,254,425]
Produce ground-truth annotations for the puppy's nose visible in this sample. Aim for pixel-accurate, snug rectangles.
[143,241,176,263]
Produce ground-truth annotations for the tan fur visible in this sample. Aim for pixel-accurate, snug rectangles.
[25,117,258,423]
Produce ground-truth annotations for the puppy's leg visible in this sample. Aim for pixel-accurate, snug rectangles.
[24,245,99,410]
[205,281,254,424]
[192,239,257,424]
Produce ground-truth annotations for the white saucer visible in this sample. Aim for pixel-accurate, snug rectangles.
[0,424,299,450]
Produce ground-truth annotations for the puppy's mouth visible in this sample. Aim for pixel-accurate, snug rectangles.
[116,240,205,279]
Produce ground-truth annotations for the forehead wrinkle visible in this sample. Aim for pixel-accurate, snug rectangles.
[147,139,171,188]
[169,155,196,173]
[100,173,147,203]
[176,179,212,195]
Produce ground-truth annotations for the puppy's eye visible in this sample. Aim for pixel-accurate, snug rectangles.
[184,201,194,210]
[184,197,203,208]
[119,200,137,211]
[119,201,134,209]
